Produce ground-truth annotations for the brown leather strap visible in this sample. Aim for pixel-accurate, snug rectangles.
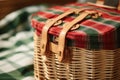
[96,0,104,5]
[118,0,120,10]
[57,10,101,62]
[40,8,86,55]
[90,0,120,10]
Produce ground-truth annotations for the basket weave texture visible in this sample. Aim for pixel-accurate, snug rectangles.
[31,2,120,80]
[34,34,120,80]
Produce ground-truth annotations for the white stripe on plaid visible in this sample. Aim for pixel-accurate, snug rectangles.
[0,4,49,80]
[22,76,35,80]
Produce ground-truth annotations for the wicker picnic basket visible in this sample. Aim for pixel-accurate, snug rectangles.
[31,0,120,80]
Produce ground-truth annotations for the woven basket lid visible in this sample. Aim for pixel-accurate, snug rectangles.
[31,3,120,50]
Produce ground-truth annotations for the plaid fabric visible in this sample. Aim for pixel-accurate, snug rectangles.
[0,5,49,80]
[31,3,120,50]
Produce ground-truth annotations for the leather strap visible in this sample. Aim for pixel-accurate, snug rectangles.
[89,0,120,10]
[40,8,86,55]
[96,0,104,5]
[57,10,101,62]
[118,0,120,10]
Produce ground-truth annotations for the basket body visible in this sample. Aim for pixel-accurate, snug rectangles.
[34,34,120,80]
[31,2,120,80]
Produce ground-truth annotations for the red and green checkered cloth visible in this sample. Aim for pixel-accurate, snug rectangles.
[31,3,120,50]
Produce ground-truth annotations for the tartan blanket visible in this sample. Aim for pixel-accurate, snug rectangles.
[0,5,49,80]
[31,3,120,50]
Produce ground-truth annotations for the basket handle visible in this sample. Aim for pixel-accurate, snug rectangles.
[57,10,102,62]
[89,0,120,10]
[40,8,86,55]
[96,0,104,5]
[118,0,120,10]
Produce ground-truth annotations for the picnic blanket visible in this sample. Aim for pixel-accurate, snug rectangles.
[0,5,49,80]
